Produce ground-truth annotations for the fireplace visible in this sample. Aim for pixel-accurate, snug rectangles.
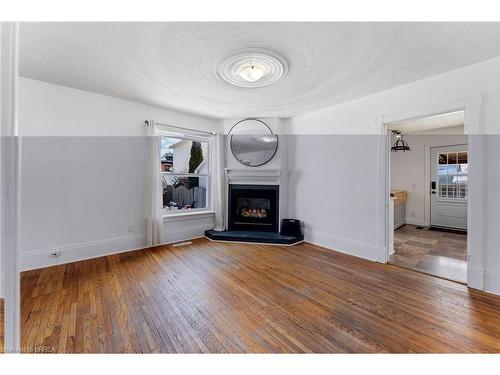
[228,184,279,232]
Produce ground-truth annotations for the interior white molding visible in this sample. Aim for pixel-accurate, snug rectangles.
[303,228,386,263]
[485,269,500,295]
[163,211,215,244]
[225,168,281,186]
[380,95,487,292]
[19,234,148,271]
[19,212,217,272]
[1,21,21,351]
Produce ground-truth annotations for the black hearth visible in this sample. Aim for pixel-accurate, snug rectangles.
[205,183,302,245]
[228,184,279,232]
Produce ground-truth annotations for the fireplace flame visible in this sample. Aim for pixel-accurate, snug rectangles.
[240,207,268,219]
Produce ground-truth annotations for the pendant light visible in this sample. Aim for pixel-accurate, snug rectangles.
[391,131,410,152]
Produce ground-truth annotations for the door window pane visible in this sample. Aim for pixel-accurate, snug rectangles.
[457,152,467,164]
[447,152,457,164]
[437,151,468,199]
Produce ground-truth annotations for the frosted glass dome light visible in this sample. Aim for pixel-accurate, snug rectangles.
[216,48,288,88]
[237,63,266,82]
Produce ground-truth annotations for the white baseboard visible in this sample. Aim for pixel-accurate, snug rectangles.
[19,234,149,271]
[404,219,427,227]
[485,268,500,295]
[467,266,485,291]
[303,229,386,263]
[19,213,216,272]
[163,212,215,244]
[468,267,500,296]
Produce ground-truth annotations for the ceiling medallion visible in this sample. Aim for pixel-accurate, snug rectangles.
[216,48,289,88]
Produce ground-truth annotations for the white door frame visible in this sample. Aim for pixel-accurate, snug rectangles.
[377,94,486,291]
[1,21,21,352]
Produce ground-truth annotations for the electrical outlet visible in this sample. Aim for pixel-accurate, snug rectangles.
[51,251,62,257]
[411,183,416,189]
[127,225,133,233]
[411,211,416,217]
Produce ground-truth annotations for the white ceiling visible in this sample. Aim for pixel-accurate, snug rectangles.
[387,110,464,133]
[19,22,500,119]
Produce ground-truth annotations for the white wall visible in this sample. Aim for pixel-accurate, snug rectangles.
[391,133,468,226]
[285,56,500,295]
[288,135,386,261]
[17,78,221,270]
[286,57,500,135]
[18,137,152,269]
[18,77,222,136]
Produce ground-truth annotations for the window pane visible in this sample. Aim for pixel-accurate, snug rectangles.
[457,152,467,164]
[439,185,446,197]
[447,185,454,198]
[447,152,457,164]
[459,185,468,199]
[161,136,208,174]
[438,175,448,185]
[447,164,458,176]
[163,174,208,211]
[438,154,447,164]
[458,163,468,174]
[438,165,447,175]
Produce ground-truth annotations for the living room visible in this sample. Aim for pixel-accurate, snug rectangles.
[1,3,500,372]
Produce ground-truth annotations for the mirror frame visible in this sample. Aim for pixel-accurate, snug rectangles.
[229,118,279,167]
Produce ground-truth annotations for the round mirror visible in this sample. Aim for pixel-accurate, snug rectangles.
[229,119,278,167]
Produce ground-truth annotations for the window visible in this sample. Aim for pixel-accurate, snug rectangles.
[437,151,468,199]
[161,135,209,214]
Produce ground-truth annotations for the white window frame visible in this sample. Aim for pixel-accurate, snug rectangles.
[436,150,469,202]
[157,128,212,217]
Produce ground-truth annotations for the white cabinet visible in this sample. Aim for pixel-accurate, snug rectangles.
[394,202,405,229]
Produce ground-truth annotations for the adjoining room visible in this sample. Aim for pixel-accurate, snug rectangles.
[387,111,468,283]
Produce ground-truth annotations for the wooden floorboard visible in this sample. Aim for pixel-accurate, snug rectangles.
[20,238,500,353]
[0,298,4,353]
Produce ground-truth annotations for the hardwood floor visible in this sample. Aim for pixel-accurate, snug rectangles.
[0,298,3,353]
[21,238,500,353]
[390,225,467,283]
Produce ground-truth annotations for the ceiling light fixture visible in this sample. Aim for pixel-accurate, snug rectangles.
[237,63,265,82]
[216,48,288,88]
[391,131,411,152]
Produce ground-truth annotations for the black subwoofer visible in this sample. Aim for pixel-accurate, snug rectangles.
[280,219,302,238]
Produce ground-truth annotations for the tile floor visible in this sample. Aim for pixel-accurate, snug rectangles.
[390,225,467,283]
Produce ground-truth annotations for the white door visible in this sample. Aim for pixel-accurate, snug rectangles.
[430,145,468,229]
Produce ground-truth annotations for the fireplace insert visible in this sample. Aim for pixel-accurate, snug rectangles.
[228,184,279,232]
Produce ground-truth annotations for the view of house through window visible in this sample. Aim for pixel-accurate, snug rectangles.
[437,151,468,199]
[161,135,209,213]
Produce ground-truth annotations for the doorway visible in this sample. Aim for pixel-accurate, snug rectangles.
[386,111,468,283]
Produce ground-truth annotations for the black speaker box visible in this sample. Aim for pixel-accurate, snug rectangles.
[280,219,302,238]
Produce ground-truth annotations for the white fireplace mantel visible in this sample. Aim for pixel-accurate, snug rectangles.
[225,168,281,186]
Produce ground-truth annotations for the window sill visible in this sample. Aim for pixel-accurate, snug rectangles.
[163,210,215,221]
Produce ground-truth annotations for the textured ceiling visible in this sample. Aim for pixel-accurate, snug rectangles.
[19,22,500,119]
